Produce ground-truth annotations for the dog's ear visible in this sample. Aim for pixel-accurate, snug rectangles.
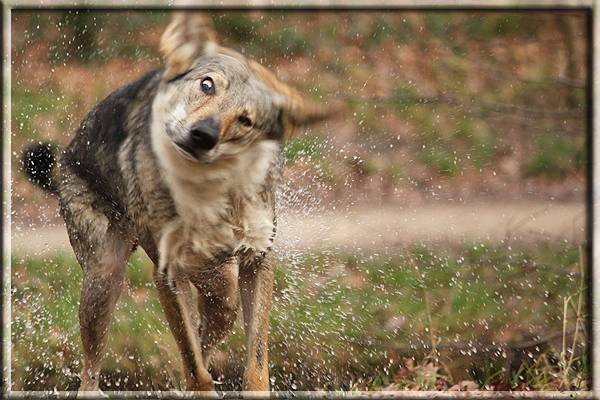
[160,12,217,81]
[286,95,333,127]
[247,62,333,141]
[280,92,335,141]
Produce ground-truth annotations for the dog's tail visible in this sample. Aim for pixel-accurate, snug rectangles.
[22,143,59,194]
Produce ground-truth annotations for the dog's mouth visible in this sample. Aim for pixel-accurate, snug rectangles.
[173,141,220,164]
[174,142,201,162]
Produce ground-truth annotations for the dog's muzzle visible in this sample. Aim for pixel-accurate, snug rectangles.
[174,118,221,161]
[190,118,220,150]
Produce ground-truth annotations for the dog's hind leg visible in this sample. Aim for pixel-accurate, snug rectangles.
[61,203,135,392]
[79,232,134,392]
[238,250,274,395]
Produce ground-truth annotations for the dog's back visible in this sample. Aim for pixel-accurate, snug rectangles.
[59,69,163,233]
[56,68,180,263]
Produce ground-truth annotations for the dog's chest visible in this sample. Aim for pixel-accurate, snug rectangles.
[160,142,279,260]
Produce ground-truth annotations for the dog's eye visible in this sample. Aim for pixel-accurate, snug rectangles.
[238,116,253,128]
[200,77,214,95]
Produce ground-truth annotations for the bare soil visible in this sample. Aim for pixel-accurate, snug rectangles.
[10,197,586,257]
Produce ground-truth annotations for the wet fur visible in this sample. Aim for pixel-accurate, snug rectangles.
[26,12,329,396]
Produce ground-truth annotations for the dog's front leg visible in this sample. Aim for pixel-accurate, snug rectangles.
[192,258,239,367]
[154,265,216,396]
[238,250,274,395]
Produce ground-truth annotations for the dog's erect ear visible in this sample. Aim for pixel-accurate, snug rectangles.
[281,92,334,141]
[244,59,335,141]
[286,95,332,127]
[160,12,217,81]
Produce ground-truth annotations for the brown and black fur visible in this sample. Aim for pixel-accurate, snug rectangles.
[24,12,330,396]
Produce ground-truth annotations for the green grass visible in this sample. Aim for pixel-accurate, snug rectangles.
[10,240,589,392]
[10,252,181,391]
[11,87,74,141]
[282,133,328,165]
[524,133,585,178]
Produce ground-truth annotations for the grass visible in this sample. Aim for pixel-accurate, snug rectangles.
[524,133,586,178]
[10,239,589,392]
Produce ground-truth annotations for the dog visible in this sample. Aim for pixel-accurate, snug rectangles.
[23,12,330,396]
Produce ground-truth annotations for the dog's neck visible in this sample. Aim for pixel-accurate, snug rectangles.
[152,133,278,212]
[150,117,279,261]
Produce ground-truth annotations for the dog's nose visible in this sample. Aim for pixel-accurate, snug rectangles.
[190,118,220,150]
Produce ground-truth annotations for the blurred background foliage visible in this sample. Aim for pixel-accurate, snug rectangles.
[11,10,588,207]
[10,9,589,393]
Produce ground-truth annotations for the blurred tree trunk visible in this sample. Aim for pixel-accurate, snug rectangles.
[555,14,587,108]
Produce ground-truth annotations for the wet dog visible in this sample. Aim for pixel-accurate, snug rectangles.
[24,12,330,396]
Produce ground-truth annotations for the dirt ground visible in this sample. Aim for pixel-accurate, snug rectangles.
[10,196,586,257]
[276,199,586,253]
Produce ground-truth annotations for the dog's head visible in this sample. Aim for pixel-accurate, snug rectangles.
[153,12,330,164]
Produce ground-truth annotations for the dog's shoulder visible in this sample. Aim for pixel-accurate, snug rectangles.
[77,68,162,144]
[62,68,162,165]
[110,67,163,103]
